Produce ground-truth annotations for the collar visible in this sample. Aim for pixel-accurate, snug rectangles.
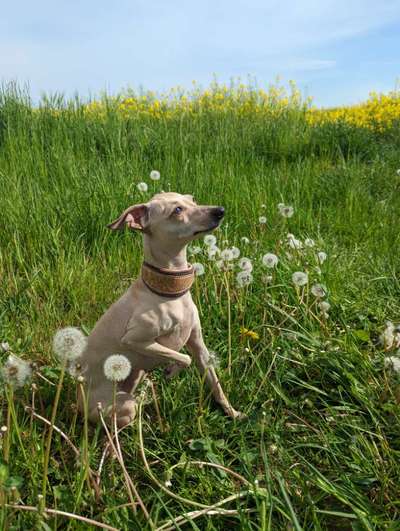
[141,261,194,298]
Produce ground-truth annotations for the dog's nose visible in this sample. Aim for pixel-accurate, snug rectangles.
[212,207,225,220]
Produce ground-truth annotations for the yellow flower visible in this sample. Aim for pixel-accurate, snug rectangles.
[240,327,260,340]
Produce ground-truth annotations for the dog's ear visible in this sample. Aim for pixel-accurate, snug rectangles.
[107,204,149,231]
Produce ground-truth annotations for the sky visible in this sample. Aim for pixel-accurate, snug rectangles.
[1,0,400,107]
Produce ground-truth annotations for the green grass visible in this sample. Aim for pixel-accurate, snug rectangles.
[1,83,400,530]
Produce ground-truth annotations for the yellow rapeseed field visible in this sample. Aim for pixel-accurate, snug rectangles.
[83,81,400,132]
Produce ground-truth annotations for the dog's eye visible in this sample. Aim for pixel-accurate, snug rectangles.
[174,206,183,214]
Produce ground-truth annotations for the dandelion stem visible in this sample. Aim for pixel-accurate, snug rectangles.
[41,360,66,505]
[149,380,164,433]
[5,385,27,462]
[223,272,232,375]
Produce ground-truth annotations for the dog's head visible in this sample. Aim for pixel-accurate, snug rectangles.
[108,192,224,243]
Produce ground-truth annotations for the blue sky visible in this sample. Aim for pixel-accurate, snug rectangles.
[1,0,400,106]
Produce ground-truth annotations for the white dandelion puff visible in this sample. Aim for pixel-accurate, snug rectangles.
[262,253,279,268]
[317,251,327,264]
[221,248,234,261]
[53,327,87,361]
[207,245,220,260]
[318,301,331,312]
[259,216,267,224]
[381,321,396,350]
[384,356,400,373]
[67,361,83,378]
[280,205,294,218]
[287,234,302,249]
[104,354,132,382]
[305,238,315,247]
[137,182,148,192]
[311,283,327,298]
[193,262,205,276]
[207,351,220,369]
[396,169,400,176]
[215,259,225,270]
[262,274,273,284]
[292,271,308,287]
[149,170,160,181]
[230,246,241,259]
[241,236,250,244]
[1,354,32,388]
[238,257,253,272]
[204,234,217,247]
[236,270,253,287]
[189,246,202,255]
[1,342,10,352]
[261,204,266,209]
[277,203,285,212]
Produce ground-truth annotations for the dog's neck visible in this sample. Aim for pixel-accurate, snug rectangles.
[142,234,189,270]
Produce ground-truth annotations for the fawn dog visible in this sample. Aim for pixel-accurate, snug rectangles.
[79,192,242,426]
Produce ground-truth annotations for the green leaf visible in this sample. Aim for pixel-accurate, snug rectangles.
[354,329,370,342]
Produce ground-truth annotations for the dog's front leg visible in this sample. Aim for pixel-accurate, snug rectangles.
[186,318,243,419]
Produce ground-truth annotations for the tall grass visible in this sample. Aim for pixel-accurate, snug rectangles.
[0,82,400,529]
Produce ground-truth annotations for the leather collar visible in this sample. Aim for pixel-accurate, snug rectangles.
[141,261,194,298]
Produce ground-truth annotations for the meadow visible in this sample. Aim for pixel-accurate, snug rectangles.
[1,81,400,530]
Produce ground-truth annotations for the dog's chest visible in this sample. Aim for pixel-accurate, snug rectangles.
[156,306,193,350]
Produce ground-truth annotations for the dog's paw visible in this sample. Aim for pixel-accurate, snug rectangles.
[227,408,247,420]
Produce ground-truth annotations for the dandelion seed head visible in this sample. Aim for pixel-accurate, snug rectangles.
[230,246,241,259]
[236,270,253,287]
[1,342,10,352]
[241,236,250,245]
[137,182,148,192]
[67,361,83,378]
[287,234,302,249]
[317,251,327,264]
[53,327,87,361]
[262,253,279,268]
[311,283,327,298]
[1,354,32,388]
[193,262,205,276]
[381,321,396,350]
[305,238,315,247]
[104,354,132,382]
[207,245,219,260]
[262,274,273,284]
[238,257,253,272]
[1,426,7,433]
[319,301,331,312]
[221,248,234,261]
[189,246,202,255]
[292,271,308,287]
[384,356,400,373]
[280,205,294,218]
[149,170,160,181]
[207,351,220,369]
[204,234,217,247]
[259,216,267,224]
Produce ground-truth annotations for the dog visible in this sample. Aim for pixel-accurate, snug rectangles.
[79,192,242,426]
